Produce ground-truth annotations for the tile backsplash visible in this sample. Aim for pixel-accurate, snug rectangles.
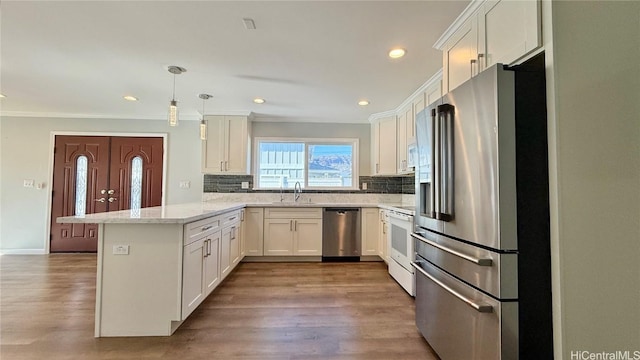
[203,174,414,194]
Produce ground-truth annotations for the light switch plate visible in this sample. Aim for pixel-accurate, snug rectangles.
[179,181,190,189]
[113,245,129,255]
[23,179,35,188]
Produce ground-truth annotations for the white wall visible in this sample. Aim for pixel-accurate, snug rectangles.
[0,117,204,252]
[546,1,640,356]
[252,121,371,175]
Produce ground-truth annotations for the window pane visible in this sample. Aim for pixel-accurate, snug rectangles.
[131,156,143,210]
[258,142,304,188]
[75,156,88,216]
[308,144,353,187]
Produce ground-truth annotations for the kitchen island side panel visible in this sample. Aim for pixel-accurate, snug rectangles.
[97,223,183,336]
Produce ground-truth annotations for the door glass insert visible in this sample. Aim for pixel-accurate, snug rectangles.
[75,156,88,216]
[131,156,143,210]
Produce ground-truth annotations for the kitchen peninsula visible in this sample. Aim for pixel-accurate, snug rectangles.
[58,201,412,337]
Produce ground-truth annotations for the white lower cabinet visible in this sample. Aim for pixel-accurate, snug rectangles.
[181,210,240,320]
[378,209,389,263]
[243,208,264,256]
[182,218,222,320]
[361,208,380,256]
[263,208,322,256]
[182,237,206,319]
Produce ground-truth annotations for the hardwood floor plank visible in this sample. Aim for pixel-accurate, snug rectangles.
[1,255,438,359]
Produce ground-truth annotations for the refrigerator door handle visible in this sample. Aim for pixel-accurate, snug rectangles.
[411,232,492,266]
[431,108,439,218]
[437,104,455,221]
[411,261,493,313]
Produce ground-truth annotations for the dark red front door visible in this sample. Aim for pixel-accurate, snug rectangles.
[50,136,163,252]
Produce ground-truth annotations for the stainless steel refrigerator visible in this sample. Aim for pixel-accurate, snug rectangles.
[411,55,553,359]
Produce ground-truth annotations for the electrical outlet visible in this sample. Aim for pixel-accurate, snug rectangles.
[113,245,129,255]
[179,181,190,189]
[362,182,367,190]
[241,181,249,189]
[23,179,35,188]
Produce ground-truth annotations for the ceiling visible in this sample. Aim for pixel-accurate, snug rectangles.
[0,1,469,124]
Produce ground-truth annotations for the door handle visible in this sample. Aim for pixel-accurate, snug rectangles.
[437,104,454,222]
[411,261,493,313]
[410,233,492,266]
[294,220,297,231]
[290,220,293,231]
[220,161,224,171]
[108,197,117,203]
[95,198,106,203]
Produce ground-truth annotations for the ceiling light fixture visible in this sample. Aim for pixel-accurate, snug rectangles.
[167,65,187,127]
[0,94,6,98]
[199,93,212,140]
[253,98,265,104]
[358,100,370,106]
[388,48,406,59]
[123,95,138,101]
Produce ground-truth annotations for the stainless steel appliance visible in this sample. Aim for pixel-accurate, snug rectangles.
[322,208,360,261]
[412,56,553,359]
[387,209,414,295]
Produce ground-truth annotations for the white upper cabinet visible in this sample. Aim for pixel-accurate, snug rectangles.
[442,17,479,93]
[396,105,413,174]
[478,0,541,69]
[371,116,397,176]
[436,0,541,93]
[202,115,251,174]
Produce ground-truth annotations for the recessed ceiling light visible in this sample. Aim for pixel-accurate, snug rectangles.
[253,98,265,104]
[0,94,6,98]
[358,100,370,106]
[123,95,138,101]
[388,48,406,59]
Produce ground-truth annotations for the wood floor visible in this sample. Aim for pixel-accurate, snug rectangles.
[1,255,438,359]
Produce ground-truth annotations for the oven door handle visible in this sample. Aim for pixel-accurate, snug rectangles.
[411,232,492,266]
[411,261,493,313]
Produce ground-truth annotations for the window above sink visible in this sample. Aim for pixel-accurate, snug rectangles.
[254,137,359,191]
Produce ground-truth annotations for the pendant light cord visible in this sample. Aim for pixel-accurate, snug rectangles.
[172,74,176,100]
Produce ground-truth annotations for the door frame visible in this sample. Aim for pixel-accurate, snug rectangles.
[45,131,168,254]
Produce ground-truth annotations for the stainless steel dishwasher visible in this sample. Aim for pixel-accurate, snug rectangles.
[322,208,361,261]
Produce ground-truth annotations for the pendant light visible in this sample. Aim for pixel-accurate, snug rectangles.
[199,94,212,140]
[167,66,186,126]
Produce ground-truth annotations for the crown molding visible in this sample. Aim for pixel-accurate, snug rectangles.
[368,68,443,123]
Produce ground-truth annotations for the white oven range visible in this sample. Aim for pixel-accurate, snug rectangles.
[386,209,415,296]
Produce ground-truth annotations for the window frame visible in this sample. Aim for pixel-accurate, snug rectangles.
[253,137,359,190]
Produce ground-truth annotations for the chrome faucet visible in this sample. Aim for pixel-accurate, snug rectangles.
[294,181,302,202]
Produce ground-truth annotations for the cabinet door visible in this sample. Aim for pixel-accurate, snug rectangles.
[372,122,380,175]
[229,224,241,266]
[378,210,388,263]
[224,116,249,174]
[361,208,379,256]
[396,113,407,173]
[244,208,264,256]
[264,219,294,255]
[220,226,232,278]
[378,117,397,175]
[426,81,442,107]
[182,238,205,319]
[204,232,221,295]
[293,218,322,256]
[478,0,540,69]
[443,17,478,93]
[201,116,226,173]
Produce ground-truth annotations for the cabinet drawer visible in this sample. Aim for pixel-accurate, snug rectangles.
[264,207,322,219]
[184,216,220,245]
[221,210,241,227]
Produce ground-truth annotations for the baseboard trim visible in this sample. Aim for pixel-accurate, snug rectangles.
[0,249,47,255]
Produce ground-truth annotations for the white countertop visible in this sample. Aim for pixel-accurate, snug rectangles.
[57,202,414,224]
